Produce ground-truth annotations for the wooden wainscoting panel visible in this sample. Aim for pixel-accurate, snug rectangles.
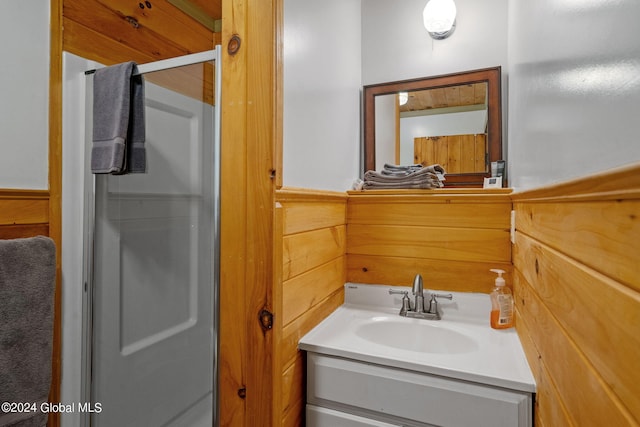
[347,224,510,263]
[512,164,640,426]
[347,188,512,202]
[347,189,512,289]
[280,289,343,369]
[348,199,511,229]
[514,268,636,426]
[281,201,346,235]
[281,353,305,417]
[0,191,50,239]
[282,257,345,326]
[514,232,640,414]
[282,398,304,427]
[0,224,50,240]
[276,188,347,425]
[510,162,640,203]
[347,254,511,292]
[0,198,49,225]
[283,225,346,280]
[515,306,572,427]
[515,199,640,293]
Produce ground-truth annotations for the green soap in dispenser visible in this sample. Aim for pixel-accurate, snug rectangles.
[489,269,514,329]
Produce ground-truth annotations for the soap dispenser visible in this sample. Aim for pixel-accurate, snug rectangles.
[489,269,514,329]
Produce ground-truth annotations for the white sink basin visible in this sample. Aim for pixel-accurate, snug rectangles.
[299,283,536,393]
[355,317,479,354]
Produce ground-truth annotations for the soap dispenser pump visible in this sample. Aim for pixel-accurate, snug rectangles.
[489,269,514,329]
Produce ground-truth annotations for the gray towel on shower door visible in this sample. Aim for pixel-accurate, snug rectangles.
[0,236,56,427]
[91,61,146,174]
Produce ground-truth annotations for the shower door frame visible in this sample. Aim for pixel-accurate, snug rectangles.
[80,46,221,427]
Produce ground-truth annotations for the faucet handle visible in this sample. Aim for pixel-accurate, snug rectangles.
[388,289,411,316]
[426,293,453,315]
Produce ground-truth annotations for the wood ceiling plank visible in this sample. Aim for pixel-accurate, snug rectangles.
[189,0,222,20]
[64,0,212,61]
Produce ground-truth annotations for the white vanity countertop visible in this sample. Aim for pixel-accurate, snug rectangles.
[299,283,536,393]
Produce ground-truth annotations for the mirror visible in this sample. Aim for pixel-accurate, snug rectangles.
[363,67,502,187]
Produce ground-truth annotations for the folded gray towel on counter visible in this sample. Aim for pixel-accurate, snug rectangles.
[0,236,56,427]
[92,61,146,174]
[363,164,445,189]
[380,163,446,176]
[380,163,424,176]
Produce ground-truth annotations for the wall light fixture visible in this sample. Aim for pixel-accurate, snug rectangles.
[423,0,457,40]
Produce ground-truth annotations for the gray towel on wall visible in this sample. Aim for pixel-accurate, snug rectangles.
[0,237,56,427]
[92,61,146,174]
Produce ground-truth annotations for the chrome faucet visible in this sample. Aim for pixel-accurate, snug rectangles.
[388,274,453,320]
[412,274,425,313]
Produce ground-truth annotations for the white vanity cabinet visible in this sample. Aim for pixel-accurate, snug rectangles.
[306,352,533,427]
[307,406,401,427]
[299,285,536,427]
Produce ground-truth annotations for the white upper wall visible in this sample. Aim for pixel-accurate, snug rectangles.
[508,0,640,190]
[0,1,50,190]
[361,0,509,85]
[361,0,509,174]
[283,0,362,192]
[282,0,509,191]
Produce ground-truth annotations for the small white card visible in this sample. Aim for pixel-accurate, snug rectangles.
[483,176,503,188]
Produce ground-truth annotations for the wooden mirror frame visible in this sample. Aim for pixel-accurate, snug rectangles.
[363,66,502,187]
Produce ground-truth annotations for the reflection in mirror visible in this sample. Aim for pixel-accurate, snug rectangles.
[376,82,488,171]
[364,67,502,187]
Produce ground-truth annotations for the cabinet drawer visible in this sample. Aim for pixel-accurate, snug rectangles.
[307,353,532,427]
[307,405,401,427]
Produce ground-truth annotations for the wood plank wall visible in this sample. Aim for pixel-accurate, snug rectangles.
[346,189,513,292]
[414,134,487,174]
[0,191,50,239]
[274,188,347,426]
[512,163,640,426]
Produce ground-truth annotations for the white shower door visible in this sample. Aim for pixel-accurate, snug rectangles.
[90,62,217,427]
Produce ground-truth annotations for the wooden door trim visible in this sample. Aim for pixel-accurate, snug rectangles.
[219,0,281,425]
